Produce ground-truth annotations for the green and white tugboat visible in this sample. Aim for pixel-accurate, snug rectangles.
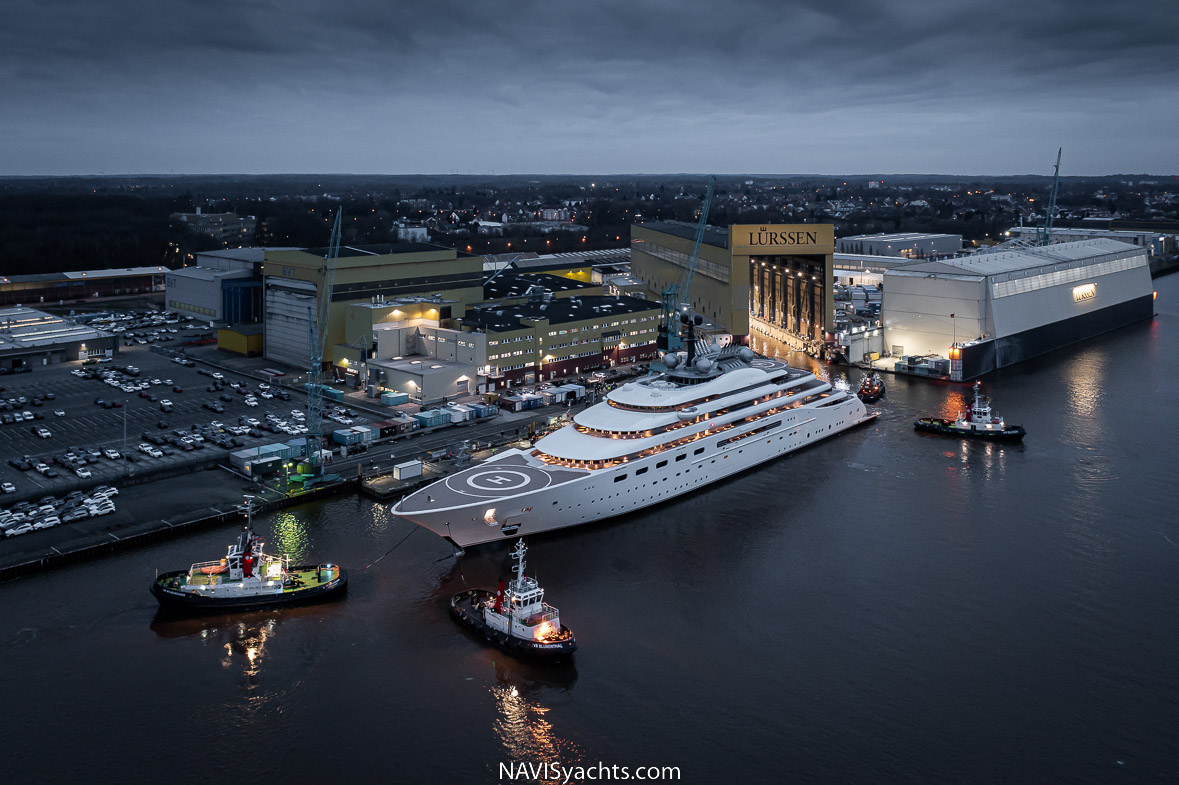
[151,500,347,613]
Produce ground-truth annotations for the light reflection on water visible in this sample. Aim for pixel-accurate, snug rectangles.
[490,659,582,783]
[269,511,310,561]
[151,613,280,697]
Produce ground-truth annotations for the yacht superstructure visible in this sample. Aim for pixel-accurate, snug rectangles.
[393,337,873,548]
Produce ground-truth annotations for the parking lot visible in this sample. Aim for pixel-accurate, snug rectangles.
[0,341,365,501]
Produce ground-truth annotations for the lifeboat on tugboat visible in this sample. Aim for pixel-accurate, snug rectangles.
[450,539,576,659]
[914,381,1025,442]
[150,500,347,613]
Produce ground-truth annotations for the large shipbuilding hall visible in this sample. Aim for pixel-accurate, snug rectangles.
[881,238,1154,378]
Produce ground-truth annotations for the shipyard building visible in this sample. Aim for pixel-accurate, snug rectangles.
[0,306,117,370]
[837,232,962,258]
[631,222,836,347]
[879,239,1153,379]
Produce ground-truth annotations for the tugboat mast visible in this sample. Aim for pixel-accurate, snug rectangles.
[511,539,527,585]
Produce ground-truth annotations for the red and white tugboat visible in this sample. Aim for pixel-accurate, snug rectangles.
[151,500,347,613]
[450,539,576,658]
[857,371,885,403]
[914,380,1026,442]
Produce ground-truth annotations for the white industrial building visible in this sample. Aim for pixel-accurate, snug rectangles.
[1004,226,1174,258]
[837,232,962,258]
[165,248,276,322]
[879,238,1153,379]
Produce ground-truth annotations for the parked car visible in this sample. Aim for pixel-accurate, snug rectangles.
[1,482,15,493]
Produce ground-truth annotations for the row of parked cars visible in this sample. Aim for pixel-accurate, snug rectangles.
[140,421,248,454]
[1,486,119,538]
[1,389,58,425]
[9,446,126,479]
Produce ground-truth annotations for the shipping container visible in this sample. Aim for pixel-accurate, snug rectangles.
[393,460,423,480]
[332,429,362,446]
[381,391,410,406]
[498,396,524,412]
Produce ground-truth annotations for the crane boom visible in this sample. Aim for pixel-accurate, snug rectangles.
[304,208,343,477]
[657,175,717,352]
[1039,148,1062,245]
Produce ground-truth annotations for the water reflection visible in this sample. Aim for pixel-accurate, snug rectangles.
[150,612,280,691]
[490,658,581,783]
[367,501,396,536]
[268,511,310,561]
[939,388,967,420]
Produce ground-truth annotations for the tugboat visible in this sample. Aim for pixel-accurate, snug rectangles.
[450,539,576,658]
[914,381,1026,442]
[857,371,886,403]
[150,500,347,613]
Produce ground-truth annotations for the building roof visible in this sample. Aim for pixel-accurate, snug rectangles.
[888,238,1145,280]
[482,273,598,300]
[298,242,468,258]
[638,221,731,250]
[220,323,265,336]
[459,295,659,333]
[0,306,113,352]
[1,267,168,285]
[369,356,474,376]
[167,266,252,282]
[840,232,960,243]
[196,248,295,262]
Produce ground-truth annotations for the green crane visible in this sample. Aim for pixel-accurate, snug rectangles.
[657,175,716,352]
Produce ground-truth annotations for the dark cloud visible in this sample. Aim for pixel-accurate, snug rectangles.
[1,0,1175,174]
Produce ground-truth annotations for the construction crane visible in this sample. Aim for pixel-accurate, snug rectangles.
[303,208,343,482]
[657,175,716,352]
[1038,147,1062,245]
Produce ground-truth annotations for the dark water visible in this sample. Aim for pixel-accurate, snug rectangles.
[4,279,1178,785]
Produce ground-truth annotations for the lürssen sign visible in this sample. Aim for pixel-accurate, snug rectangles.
[1073,283,1097,303]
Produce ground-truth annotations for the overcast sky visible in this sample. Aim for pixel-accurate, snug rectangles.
[2,0,1175,176]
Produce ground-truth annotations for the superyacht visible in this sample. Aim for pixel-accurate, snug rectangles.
[393,321,875,548]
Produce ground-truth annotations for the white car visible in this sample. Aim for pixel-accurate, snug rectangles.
[1,482,15,493]
[94,486,118,496]
[209,421,223,429]
[5,523,33,537]
[244,397,259,407]
[33,516,60,530]
[150,378,162,385]
[35,462,50,474]
[163,379,172,385]
[212,372,224,380]
[259,391,274,399]
[74,467,92,479]
[138,443,153,454]
[246,418,260,427]
[54,409,65,416]
[36,428,52,438]
[103,449,121,460]
[258,383,270,391]
[160,399,172,407]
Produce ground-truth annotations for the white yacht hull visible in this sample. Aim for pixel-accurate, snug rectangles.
[394,395,871,548]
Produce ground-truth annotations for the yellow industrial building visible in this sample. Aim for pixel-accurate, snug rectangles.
[631,222,835,343]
